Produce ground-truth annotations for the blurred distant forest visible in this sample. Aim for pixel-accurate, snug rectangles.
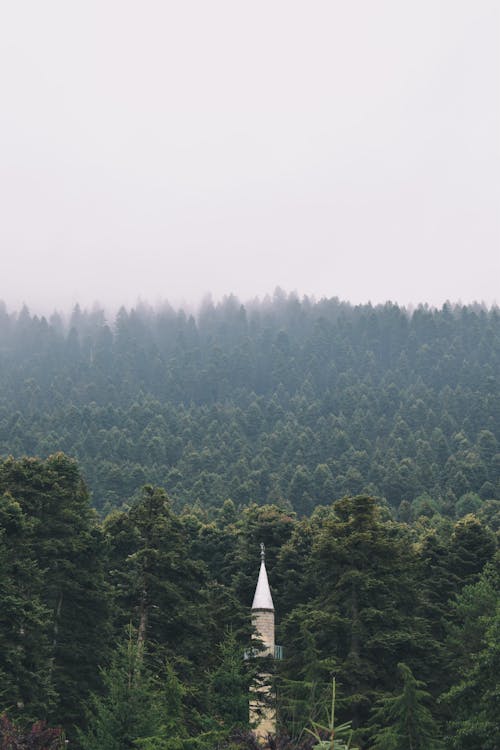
[0,292,498,517]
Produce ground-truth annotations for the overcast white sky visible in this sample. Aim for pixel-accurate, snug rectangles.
[0,0,498,313]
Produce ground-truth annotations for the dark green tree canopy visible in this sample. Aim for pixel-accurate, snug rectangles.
[0,296,497,515]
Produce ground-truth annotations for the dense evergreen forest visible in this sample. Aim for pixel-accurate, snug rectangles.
[0,294,499,748]
[0,293,499,519]
[0,455,498,748]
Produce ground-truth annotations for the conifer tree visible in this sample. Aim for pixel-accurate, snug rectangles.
[369,663,443,750]
[303,496,424,727]
[104,485,209,676]
[447,604,500,750]
[441,560,500,750]
[77,631,187,750]
[448,514,496,588]
[0,492,54,721]
[208,629,252,730]
[0,455,111,729]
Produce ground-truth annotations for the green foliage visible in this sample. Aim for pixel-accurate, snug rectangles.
[455,493,482,519]
[0,493,54,721]
[442,603,500,749]
[369,663,443,750]
[0,435,497,749]
[283,496,425,726]
[77,631,187,750]
[0,297,498,515]
[305,678,358,750]
[441,558,500,749]
[277,674,333,742]
[0,456,110,730]
[208,629,251,729]
[104,485,209,676]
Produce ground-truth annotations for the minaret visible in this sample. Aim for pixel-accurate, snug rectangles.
[250,543,276,740]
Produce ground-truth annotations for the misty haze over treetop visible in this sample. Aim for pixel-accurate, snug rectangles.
[0,290,497,329]
[0,292,498,515]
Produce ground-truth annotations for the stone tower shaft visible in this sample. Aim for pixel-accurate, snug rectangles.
[250,543,276,741]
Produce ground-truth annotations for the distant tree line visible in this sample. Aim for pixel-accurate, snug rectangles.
[0,293,498,518]
[0,455,498,748]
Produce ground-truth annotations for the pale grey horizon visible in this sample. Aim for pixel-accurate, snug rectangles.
[1,1,499,314]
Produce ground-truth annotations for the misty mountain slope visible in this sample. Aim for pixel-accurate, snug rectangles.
[0,295,498,516]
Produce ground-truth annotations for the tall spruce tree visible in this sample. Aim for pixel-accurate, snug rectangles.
[104,485,209,679]
[369,663,443,750]
[443,603,500,750]
[300,496,425,727]
[0,455,111,730]
[77,631,187,750]
[0,492,54,721]
[208,628,252,731]
[441,557,500,749]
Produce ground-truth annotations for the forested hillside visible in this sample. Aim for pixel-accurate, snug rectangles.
[1,455,499,748]
[0,294,498,516]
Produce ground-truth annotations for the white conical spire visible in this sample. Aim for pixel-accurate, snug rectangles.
[251,543,274,610]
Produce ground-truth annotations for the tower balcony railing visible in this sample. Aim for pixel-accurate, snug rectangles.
[244,644,284,660]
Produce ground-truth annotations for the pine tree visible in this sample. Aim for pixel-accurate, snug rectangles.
[448,514,496,589]
[304,677,359,750]
[369,663,443,750]
[0,492,54,722]
[304,496,425,727]
[441,561,500,750]
[208,629,252,730]
[104,485,209,677]
[77,631,186,750]
[0,455,111,730]
[453,604,500,749]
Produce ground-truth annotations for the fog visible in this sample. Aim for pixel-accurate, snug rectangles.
[1,1,498,313]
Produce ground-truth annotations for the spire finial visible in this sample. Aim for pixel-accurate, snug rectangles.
[260,542,265,562]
